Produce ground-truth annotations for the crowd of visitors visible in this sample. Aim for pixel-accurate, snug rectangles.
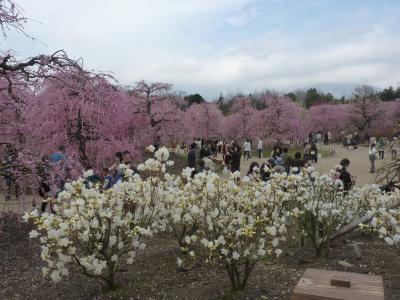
[4,129,400,211]
[186,136,322,182]
[183,133,361,193]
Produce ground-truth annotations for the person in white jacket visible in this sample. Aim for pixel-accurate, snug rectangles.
[369,143,378,173]
[257,137,263,159]
[243,139,251,160]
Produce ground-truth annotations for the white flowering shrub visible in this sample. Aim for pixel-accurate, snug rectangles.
[346,185,400,220]
[23,147,173,289]
[280,166,400,257]
[174,171,288,291]
[281,168,352,256]
[364,207,400,254]
[162,168,201,252]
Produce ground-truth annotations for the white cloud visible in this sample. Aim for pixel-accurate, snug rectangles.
[151,26,400,95]
[225,7,258,27]
[4,0,400,98]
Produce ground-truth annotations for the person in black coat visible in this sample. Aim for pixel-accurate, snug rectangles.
[229,145,242,173]
[188,143,197,169]
[324,132,329,145]
[338,158,353,192]
[310,143,318,163]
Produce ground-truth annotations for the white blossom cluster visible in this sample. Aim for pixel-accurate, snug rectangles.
[346,185,400,220]
[364,207,400,253]
[265,167,400,256]
[138,146,174,174]
[162,169,202,250]
[23,147,173,287]
[170,170,288,289]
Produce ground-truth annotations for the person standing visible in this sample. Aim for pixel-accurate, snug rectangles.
[391,137,398,160]
[338,158,353,192]
[217,140,223,153]
[50,145,69,197]
[37,155,53,213]
[249,139,253,158]
[316,132,322,143]
[346,134,352,150]
[257,137,263,159]
[194,138,201,160]
[212,141,218,157]
[364,132,370,143]
[229,146,242,173]
[303,143,311,162]
[281,147,291,174]
[243,139,251,160]
[223,145,232,173]
[378,137,385,160]
[188,143,197,169]
[222,140,228,160]
[324,132,329,145]
[310,143,318,163]
[369,143,378,173]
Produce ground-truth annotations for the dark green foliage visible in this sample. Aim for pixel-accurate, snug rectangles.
[184,93,205,106]
[379,86,400,102]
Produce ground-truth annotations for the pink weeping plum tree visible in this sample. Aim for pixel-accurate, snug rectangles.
[306,104,351,134]
[25,71,140,170]
[256,96,305,143]
[185,102,224,140]
[222,96,258,140]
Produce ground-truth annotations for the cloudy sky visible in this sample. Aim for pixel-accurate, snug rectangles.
[5,0,400,98]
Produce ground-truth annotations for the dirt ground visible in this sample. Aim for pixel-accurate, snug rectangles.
[0,148,399,299]
[0,215,399,300]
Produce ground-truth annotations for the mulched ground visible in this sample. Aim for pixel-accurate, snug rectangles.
[1,213,399,300]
